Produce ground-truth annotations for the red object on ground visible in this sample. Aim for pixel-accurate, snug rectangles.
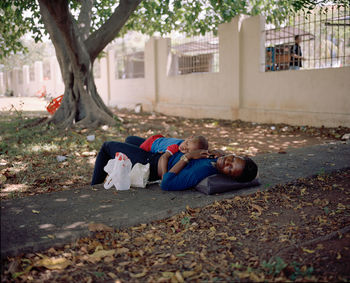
[46,95,63,114]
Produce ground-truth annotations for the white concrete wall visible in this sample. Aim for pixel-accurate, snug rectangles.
[95,57,109,104]
[153,16,350,127]
[0,72,5,95]
[155,18,243,120]
[3,15,349,127]
[239,16,350,127]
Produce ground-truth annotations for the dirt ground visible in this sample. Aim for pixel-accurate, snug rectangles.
[0,96,348,201]
[1,169,349,282]
[1,102,349,200]
[1,97,350,281]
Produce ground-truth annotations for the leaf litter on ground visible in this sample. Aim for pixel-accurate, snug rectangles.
[1,169,349,282]
[1,109,350,281]
[1,108,349,200]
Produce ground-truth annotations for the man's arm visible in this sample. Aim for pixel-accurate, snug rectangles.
[160,150,213,191]
[168,150,209,174]
[161,155,217,191]
[158,151,171,178]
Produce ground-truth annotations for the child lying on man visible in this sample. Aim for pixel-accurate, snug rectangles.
[139,134,208,178]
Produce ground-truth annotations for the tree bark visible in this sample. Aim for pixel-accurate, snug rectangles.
[38,0,141,129]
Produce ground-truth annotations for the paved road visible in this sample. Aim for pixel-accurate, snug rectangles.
[1,141,350,258]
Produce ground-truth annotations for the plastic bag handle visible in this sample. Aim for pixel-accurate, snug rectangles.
[104,175,114,189]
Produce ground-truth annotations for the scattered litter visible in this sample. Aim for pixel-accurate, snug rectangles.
[87,135,95,141]
[81,151,96,157]
[135,103,142,113]
[270,126,276,130]
[101,125,109,131]
[341,133,350,140]
[56,155,67,162]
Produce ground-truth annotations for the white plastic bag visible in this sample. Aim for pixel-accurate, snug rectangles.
[103,152,132,190]
[130,163,150,188]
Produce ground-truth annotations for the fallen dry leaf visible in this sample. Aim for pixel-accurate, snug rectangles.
[301,247,315,253]
[175,270,185,282]
[108,272,118,279]
[251,204,263,216]
[130,268,148,278]
[211,214,228,222]
[182,270,196,278]
[115,247,129,255]
[227,236,237,241]
[87,249,115,263]
[35,257,71,270]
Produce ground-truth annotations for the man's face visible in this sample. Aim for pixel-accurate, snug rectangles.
[216,155,246,178]
[179,137,200,153]
[295,37,301,44]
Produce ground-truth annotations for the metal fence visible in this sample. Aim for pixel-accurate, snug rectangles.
[170,33,219,75]
[264,5,350,72]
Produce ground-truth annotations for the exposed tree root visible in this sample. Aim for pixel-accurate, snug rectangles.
[21,117,49,129]
[275,225,350,257]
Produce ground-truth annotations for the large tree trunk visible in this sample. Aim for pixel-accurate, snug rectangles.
[38,0,141,128]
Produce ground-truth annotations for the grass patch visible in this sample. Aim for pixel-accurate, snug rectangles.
[0,112,124,199]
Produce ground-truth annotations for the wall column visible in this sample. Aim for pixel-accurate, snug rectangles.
[218,15,246,119]
[144,37,166,111]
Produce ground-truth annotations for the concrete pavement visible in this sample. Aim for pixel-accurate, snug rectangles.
[1,141,350,258]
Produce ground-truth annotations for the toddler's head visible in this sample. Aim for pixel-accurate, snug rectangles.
[179,135,208,153]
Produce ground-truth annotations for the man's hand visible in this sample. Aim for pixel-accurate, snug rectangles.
[208,149,226,158]
[186,150,210,160]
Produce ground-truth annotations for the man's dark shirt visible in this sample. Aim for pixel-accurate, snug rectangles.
[290,43,302,67]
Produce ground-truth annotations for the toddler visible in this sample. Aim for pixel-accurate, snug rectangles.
[139,134,209,178]
[140,134,208,155]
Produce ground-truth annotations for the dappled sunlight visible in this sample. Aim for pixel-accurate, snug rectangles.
[1,184,29,198]
[64,221,87,230]
[25,143,60,154]
[1,105,349,200]
[79,194,91,199]
[99,204,113,209]
[292,140,308,144]
[55,198,68,202]
[39,224,56,230]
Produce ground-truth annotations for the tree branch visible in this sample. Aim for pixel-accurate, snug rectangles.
[38,0,71,82]
[85,0,142,61]
[78,0,93,40]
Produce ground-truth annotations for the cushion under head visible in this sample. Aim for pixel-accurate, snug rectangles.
[195,174,260,195]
